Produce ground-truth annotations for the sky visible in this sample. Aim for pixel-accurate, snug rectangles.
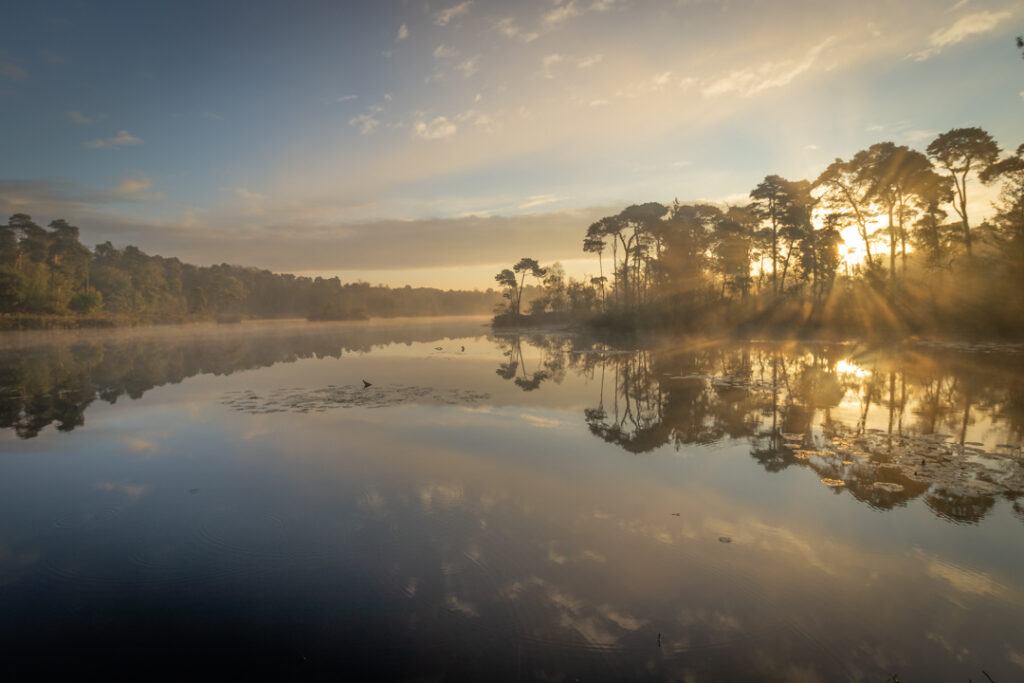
[0,0,1022,289]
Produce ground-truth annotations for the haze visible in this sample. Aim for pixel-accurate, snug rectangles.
[1,0,1021,288]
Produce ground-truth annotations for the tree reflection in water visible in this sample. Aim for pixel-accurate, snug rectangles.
[562,340,1024,525]
[0,318,489,439]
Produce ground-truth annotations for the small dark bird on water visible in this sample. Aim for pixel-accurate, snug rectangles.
[434,346,443,350]
[461,345,465,352]
[362,379,372,388]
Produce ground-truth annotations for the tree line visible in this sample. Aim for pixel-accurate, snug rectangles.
[495,127,1024,337]
[0,214,502,326]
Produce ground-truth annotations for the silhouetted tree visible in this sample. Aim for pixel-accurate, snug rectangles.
[815,158,879,269]
[859,142,949,290]
[926,127,1000,256]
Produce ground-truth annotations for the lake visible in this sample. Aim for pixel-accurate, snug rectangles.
[1,317,1022,681]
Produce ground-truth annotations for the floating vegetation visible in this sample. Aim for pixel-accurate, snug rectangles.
[221,384,491,414]
[820,478,846,488]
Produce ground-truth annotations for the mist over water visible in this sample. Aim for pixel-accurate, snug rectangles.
[1,318,1023,681]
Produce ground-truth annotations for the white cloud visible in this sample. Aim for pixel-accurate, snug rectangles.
[203,111,223,120]
[111,131,142,145]
[541,53,563,78]
[577,54,603,68]
[94,481,151,499]
[495,17,539,42]
[617,71,675,98]
[115,173,153,194]
[67,110,91,124]
[455,109,493,129]
[349,112,381,135]
[335,94,358,103]
[904,129,937,142]
[911,10,1012,61]
[235,187,266,215]
[650,71,672,90]
[589,99,609,107]
[434,44,457,60]
[803,144,820,151]
[590,0,618,10]
[519,194,565,209]
[84,130,143,149]
[702,37,834,97]
[396,23,409,41]
[413,116,457,140]
[456,56,480,78]
[235,187,265,201]
[543,0,583,28]
[435,1,472,26]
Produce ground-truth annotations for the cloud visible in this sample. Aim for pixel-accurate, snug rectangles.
[543,0,583,28]
[911,10,1012,61]
[235,187,266,215]
[0,178,165,213]
[120,437,160,454]
[83,130,143,149]
[235,187,265,201]
[521,413,565,428]
[396,23,409,41]
[413,116,457,140]
[455,108,494,130]
[0,177,613,271]
[335,94,358,103]
[924,555,1004,597]
[435,1,472,26]
[500,0,610,41]
[115,173,154,194]
[495,17,539,42]
[702,37,834,97]
[94,480,151,499]
[203,111,224,120]
[577,54,603,68]
[617,71,675,98]
[0,59,27,80]
[541,54,563,78]
[67,110,92,125]
[903,129,937,142]
[456,56,480,77]
[349,112,381,135]
[519,193,565,209]
[434,44,457,60]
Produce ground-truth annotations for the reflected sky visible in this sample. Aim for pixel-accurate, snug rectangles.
[1,320,1023,680]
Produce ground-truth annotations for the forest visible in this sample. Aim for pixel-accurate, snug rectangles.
[495,127,1024,339]
[0,215,502,328]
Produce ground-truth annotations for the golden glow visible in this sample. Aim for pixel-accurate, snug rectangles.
[835,359,870,378]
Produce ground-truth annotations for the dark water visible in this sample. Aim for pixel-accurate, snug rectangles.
[1,318,1023,681]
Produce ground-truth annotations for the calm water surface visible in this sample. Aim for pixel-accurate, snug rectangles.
[1,317,1023,681]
